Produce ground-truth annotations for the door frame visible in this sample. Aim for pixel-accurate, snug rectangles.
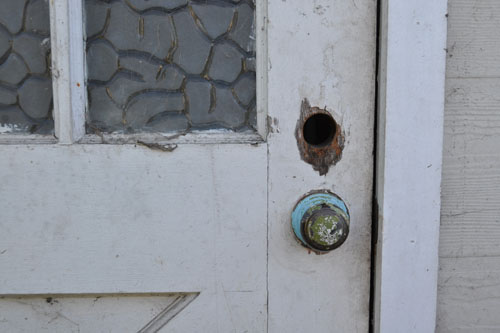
[373,0,448,332]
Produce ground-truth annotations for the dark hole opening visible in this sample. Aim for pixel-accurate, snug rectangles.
[303,113,336,147]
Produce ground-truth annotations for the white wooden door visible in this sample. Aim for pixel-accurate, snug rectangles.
[0,0,376,332]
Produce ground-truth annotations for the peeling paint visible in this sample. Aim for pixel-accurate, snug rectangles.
[295,98,344,175]
[266,115,280,134]
[136,141,177,152]
[0,125,22,134]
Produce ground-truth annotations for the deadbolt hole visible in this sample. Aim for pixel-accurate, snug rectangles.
[303,113,337,147]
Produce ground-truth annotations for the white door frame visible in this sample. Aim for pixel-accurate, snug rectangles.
[374,0,448,332]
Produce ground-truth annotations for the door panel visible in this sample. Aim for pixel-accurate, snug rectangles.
[0,144,267,331]
[0,294,196,332]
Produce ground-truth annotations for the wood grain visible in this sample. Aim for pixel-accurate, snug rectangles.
[0,144,267,332]
[438,0,500,330]
[438,257,500,332]
[447,0,500,78]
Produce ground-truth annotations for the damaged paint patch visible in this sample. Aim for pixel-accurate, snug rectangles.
[137,141,177,152]
[266,115,280,134]
[295,99,344,175]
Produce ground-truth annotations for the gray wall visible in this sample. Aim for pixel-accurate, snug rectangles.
[437,0,500,331]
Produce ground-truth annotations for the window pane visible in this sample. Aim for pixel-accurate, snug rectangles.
[85,0,256,134]
[0,0,53,134]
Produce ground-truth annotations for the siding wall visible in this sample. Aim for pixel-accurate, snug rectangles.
[437,0,500,331]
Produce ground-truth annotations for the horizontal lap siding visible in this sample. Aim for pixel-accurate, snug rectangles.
[437,1,500,331]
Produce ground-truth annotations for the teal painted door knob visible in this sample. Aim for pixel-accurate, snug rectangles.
[292,191,350,253]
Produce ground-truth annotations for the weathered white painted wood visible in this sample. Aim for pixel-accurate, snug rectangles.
[50,0,86,143]
[0,294,193,332]
[255,0,268,140]
[437,0,500,329]
[2,0,379,331]
[374,0,448,332]
[0,144,267,332]
[0,134,57,145]
[267,0,377,331]
[79,130,263,145]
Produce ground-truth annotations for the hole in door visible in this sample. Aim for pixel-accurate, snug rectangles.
[303,113,337,147]
[295,99,344,175]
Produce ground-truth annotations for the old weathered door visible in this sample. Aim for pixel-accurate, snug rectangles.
[0,0,376,331]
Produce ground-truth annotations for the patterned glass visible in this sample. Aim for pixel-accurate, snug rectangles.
[0,0,53,134]
[85,0,256,134]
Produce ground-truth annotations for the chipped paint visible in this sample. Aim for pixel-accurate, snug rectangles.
[136,141,177,152]
[295,99,344,175]
[266,115,280,134]
[0,124,23,134]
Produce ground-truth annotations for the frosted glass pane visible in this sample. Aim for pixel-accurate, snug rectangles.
[0,0,53,134]
[85,0,256,134]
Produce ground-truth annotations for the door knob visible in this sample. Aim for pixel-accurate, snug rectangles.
[292,191,350,253]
